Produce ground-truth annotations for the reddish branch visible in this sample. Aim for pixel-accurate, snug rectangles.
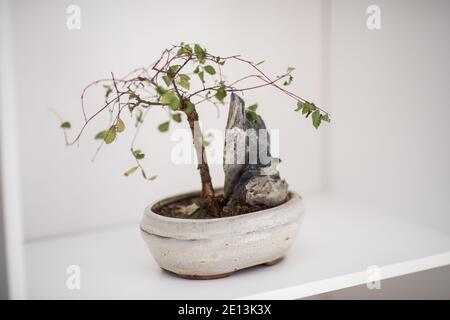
[63,43,329,215]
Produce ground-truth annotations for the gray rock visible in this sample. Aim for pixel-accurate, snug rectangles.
[223,93,289,208]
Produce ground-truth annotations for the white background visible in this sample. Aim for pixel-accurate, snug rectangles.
[330,0,450,234]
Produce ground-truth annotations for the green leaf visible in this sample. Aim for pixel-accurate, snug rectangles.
[312,110,321,129]
[177,47,186,56]
[215,85,227,102]
[168,65,181,76]
[287,67,295,73]
[123,166,139,177]
[248,103,258,112]
[132,149,145,160]
[302,102,312,114]
[204,65,216,75]
[116,119,125,132]
[194,44,206,64]
[193,65,200,74]
[194,44,203,54]
[177,74,191,90]
[185,203,200,216]
[156,86,167,95]
[128,92,139,100]
[184,44,192,53]
[172,113,182,123]
[198,71,205,83]
[247,111,259,123]
[141,169,157,181]
[177,44,192,56]
[321,113,331,122]
[60,122,71,129]
[162,75,173,87]
[103,85,113,99]
[161,91,174,104]
[283,75,293,86]
[104,126,117,144]
[161,91,180,110]
[135,109,144,127]
[295,101,304,112]
[184,100,195,114]
[94,131,106,140]
[158,121,170,132]
[170,97,180,110]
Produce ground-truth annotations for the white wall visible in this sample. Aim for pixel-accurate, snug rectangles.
[0,0,26,299]
[329,0,450,233]
[10,0,328,240]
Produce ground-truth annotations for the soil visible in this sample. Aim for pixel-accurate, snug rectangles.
[152,194,276,219]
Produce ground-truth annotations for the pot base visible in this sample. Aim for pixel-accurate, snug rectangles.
[162,256,284,280]
[263,256,284,266]
[177,272,233,280]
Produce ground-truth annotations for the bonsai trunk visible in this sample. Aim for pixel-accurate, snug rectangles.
[182,99,221,217]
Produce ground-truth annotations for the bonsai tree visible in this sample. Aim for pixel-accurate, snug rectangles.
[59,43,330,217]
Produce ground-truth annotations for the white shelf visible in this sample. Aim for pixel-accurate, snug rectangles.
[25,194,450,299]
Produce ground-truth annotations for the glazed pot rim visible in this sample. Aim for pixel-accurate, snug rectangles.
[144,189,302,223]
[141,189,304,240]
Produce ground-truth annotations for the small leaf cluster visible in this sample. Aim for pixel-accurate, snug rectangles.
[123,148,157,180]
[123,165,157,181]
[95,119,126,144]
[283,67,295,86]
[295,101,330,129]
[246,103,260,123]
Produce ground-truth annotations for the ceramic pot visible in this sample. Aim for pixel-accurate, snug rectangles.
[140,190,304,279]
